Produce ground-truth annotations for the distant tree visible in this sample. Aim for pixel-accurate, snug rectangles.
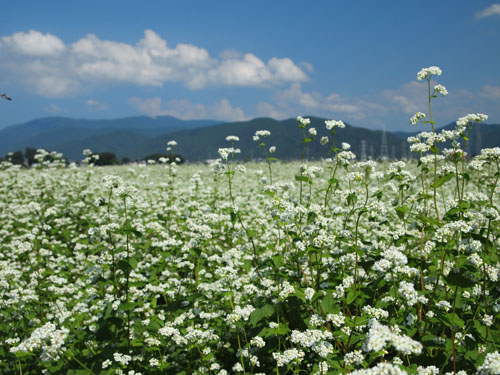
[7,150,24,165]
[93,152,118,166]
[25,147,37,166]
[121,157,131,165]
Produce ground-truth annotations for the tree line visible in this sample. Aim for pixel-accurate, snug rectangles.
[1,148,184,166]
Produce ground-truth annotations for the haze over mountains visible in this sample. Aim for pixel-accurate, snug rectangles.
[1,116,499,162]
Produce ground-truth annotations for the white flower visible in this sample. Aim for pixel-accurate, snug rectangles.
[478,351,500,375]
[297,116,311,126]
[342,142,351,150]
[167,140,177,147]
[417,66,442,80]
[304,287,315,301]
[325,119,345,130]
[320,136,329,145]
[308,127,317,136]
[434,84,448,96]
[255,130,271,138]
[226,135,239,142]
[269,146,276,154]
[410,112,426,125]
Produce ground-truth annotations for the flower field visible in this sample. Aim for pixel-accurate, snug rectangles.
[1,68,500,374]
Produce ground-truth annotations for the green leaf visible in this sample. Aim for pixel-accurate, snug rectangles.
[446,312,464,328]
[395,205,408,220]
[129,256,138,270]
[430,145,441,154]
[295,175,310,183]
[346,290,360,304]
[117,259,132,273]
[431,173,453,189]
[119,302,136,311]
[249,304,275,326]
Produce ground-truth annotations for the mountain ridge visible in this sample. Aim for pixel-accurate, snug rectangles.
[2,116,499,162]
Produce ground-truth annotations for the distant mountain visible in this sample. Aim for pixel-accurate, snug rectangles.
[0,116,221,159]
[136,117,411,162]
[3,115,499,162]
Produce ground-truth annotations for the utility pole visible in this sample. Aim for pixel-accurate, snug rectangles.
[360,139,367,161]
[380,126,388,161]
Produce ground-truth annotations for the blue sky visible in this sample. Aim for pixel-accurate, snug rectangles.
[1,1,499,131]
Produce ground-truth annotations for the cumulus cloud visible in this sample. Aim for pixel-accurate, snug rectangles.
[0,29,308,97]
[1,30,65,56]
[278,83,362,114]
[257,102,292,120]
[86,99,108,110]
[382,81,428,114]
[481,85,500,99]
[475,4,500,20]
[129,97,247,122]
[44,103,63,113]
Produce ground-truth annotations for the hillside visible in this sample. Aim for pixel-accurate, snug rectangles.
[3,115,499,162]
[136,117,410,162]
[0,116,221,159]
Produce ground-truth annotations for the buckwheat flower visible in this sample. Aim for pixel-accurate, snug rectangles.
[436,300,452,312]
[325,119,345,129]
[417,365,439,375]
[279,281,295,299]
[482,314,493,327]
[102,359,112,369]
[344,350,364,366]
[149,358,160,367]
[269,146,276,154]
[273,348,305,367]
[297,116,311,126]
[320,136,329,145]
[226,135,239,142]
[318,361,328,374]
[326,313,345,327]
[349,363,405,375]
[167,140,177,147]
[342,142,351,150]
[417,66,442,80]
[255,130,271,138]
[434,84,448,96]
[250,336,265,348]
[410,112,426,125]
[478,351,500,375]
[233,362,244,372]
[218,148,231,160]
[308,127,317,136]
[113,352,132,366]
[304,287,315,301]
[410,142,431,153]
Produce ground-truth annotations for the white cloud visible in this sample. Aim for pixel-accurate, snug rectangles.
[129,97,247,122]
[0,29,308,97]
[481,85,500,99]
[44,103,63,113]
[475,4,500,20]
[382,81,428,114]
[86,99,108,110]
[278,83,362,114]
[1,30,65,56]
[257,102,293,120]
